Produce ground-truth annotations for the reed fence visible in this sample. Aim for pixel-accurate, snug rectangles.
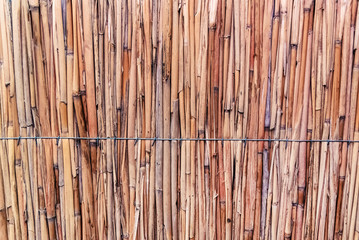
[0,0,359,239]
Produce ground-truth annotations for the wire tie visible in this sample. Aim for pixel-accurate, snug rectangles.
[285,138,288,148]
[96,137,100,146]
[134,137,139,145]
[221,137,224,147]
[17,136,21,145]
[244,137,247,147]
[152,137,157,146]
[56,136,60,146]
[34,135,38,145]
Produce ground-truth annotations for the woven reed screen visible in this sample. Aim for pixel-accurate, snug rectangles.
[0,0,358,239]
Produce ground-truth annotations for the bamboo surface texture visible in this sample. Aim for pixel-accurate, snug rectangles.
[0,0,359,239]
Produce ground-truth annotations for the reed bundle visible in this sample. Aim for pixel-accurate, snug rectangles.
[0,0,359,239]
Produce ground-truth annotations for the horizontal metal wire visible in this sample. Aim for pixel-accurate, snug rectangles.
[0,136,357,143]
